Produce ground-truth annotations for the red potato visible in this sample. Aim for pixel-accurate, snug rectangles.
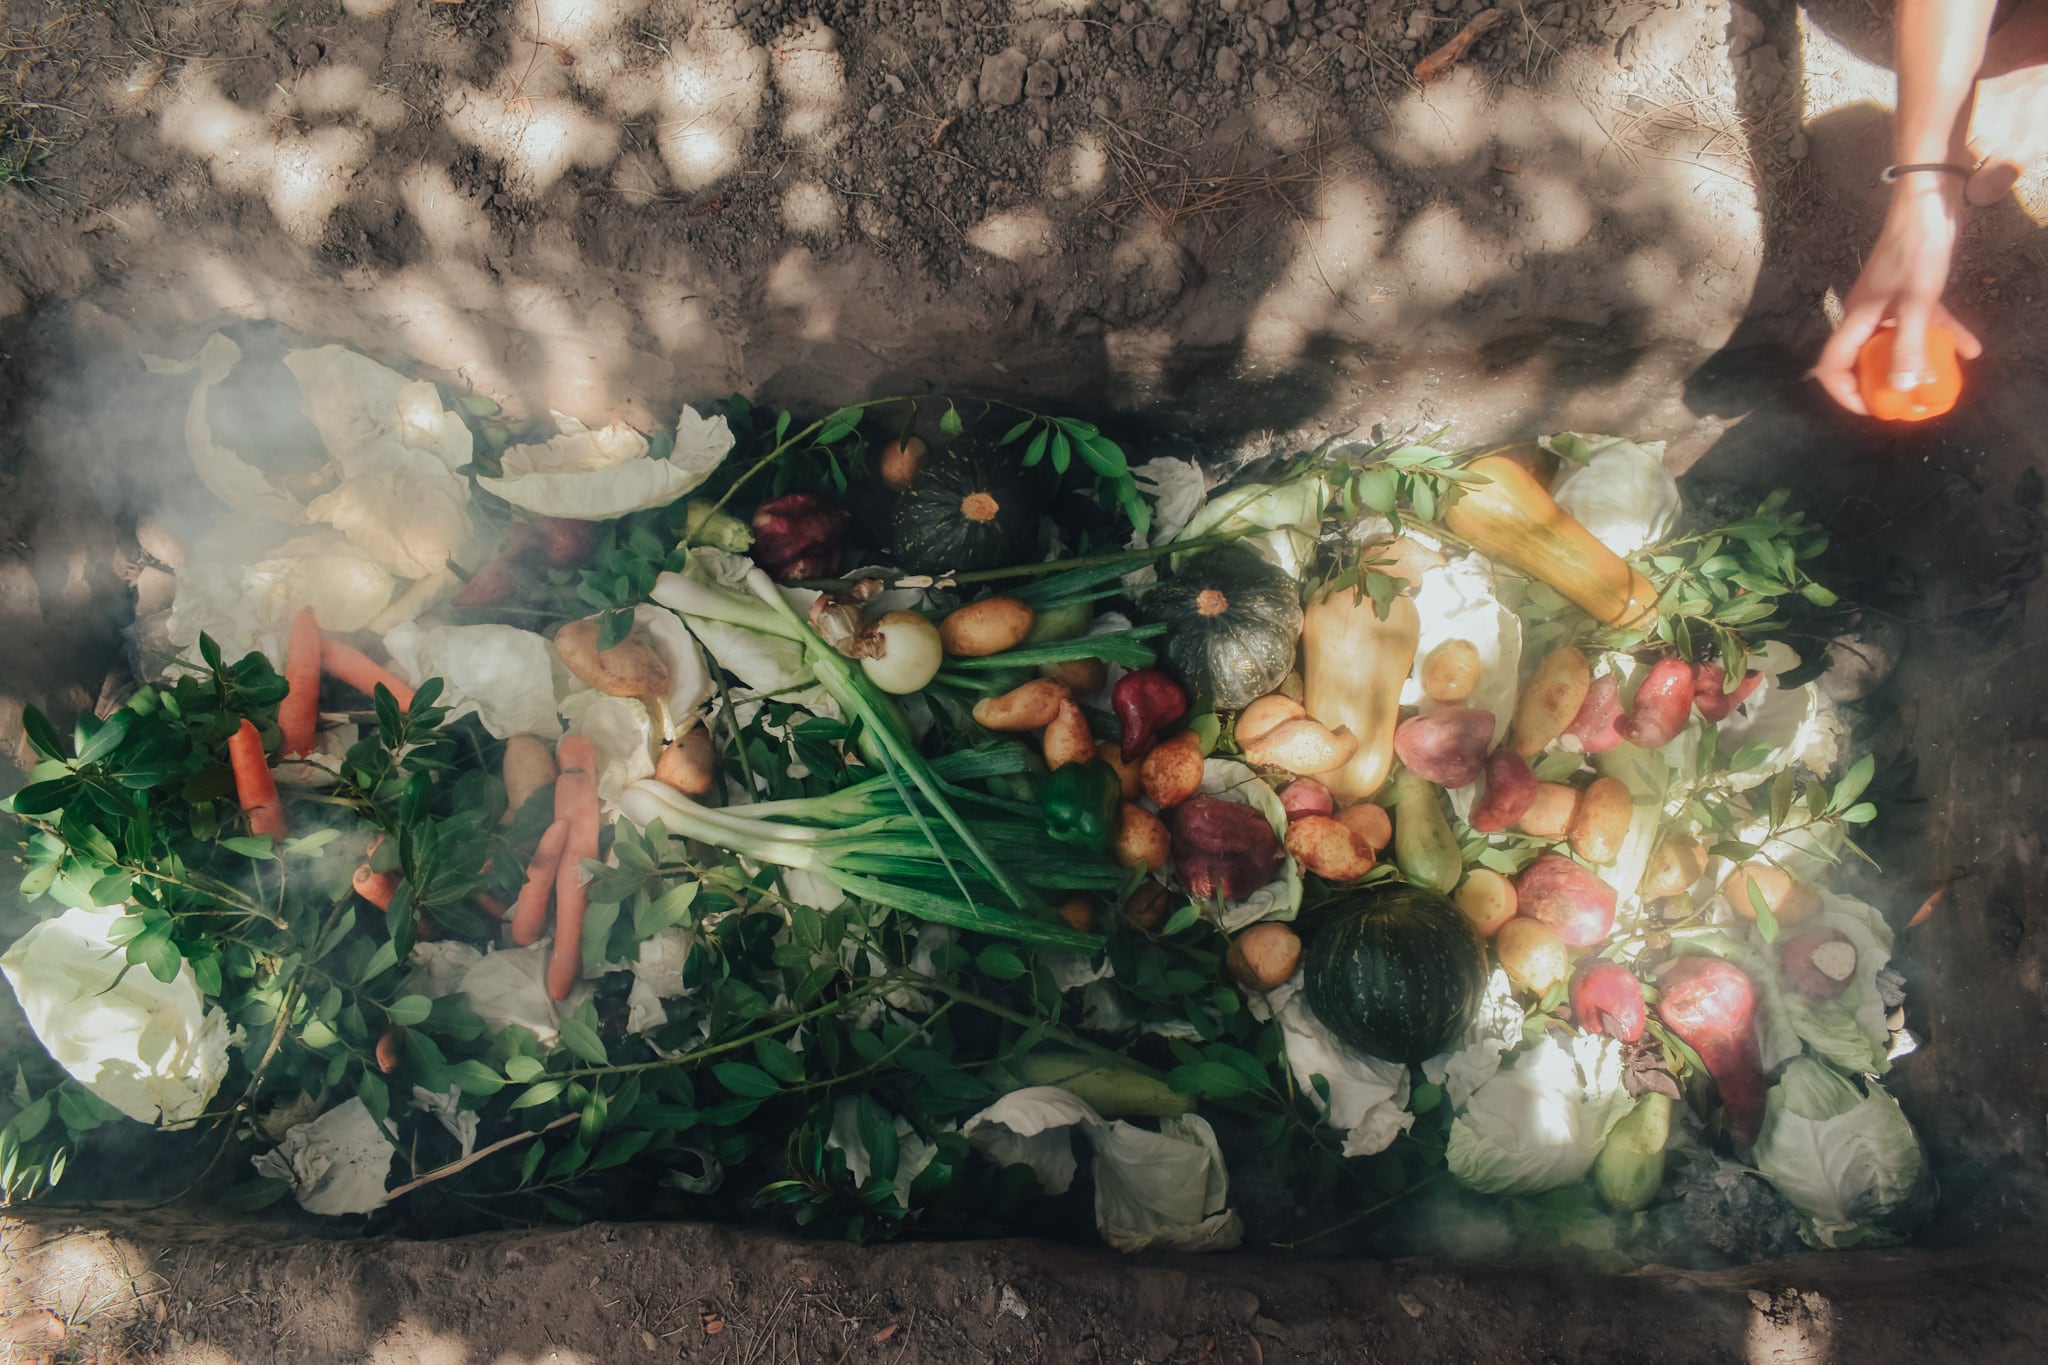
[1170,796,1282,901]
[1565,674,1626,754]
[1515,852,1618,947]
[1620,657,1696,749]
[1468,749,1540,833]
[1279,778,1335,822]
[1657,956,1766,1147]
[1779,927,1859,999]
[1693,664,1764,722]
[1392,707,1496,789]
[1571,961,1647,1042]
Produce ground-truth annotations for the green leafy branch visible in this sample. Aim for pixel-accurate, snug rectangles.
[1627,489,1838,669]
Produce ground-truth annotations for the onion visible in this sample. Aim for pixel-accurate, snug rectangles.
[859,611,944,694]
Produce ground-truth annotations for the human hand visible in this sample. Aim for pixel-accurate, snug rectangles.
[1812,182,1984,415]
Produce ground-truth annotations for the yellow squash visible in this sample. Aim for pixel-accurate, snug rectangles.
[1444,450,1660,630]
[1300,588,1421,799]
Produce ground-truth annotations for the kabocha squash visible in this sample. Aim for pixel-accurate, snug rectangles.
[892,445,1042,574]
[1443,448,1660,630]
[1300,586,1420,799]
[1149,545,1303,710]
[1303,883,1488,1064]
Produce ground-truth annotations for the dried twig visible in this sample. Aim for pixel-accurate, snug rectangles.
[1415,8,1505,83]
[382,1113,577,1202]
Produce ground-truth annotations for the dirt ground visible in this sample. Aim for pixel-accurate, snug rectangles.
[4,0,2048,1360]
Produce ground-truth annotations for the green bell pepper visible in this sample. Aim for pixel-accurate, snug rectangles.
[1042,758,1121,852]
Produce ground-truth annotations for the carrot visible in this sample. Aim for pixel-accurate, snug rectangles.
[279,607,322,758]
[320,636,416,711]
[228,719,289,840]
[547,736,600,1001]
[353,860,401,911]
[509,820,570,947]
[475,891,511,920]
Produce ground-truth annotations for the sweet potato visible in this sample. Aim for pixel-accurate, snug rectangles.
[1284,815,1376,881]
[1043,698,1096,769]
[1392,707,1495,788]
[555,618,671,699]
[1468,749,1540,833]
[1566,776,1632,865]
[1170,796,1282,901]
[1640,835,1707,899]
[1114,803,1171,873]
[1657,956,1765,1147]
[500,734,557,821]
[1511,645,1593,758]
[1564,673,1626,754]
[1140,731,1205,809]
[973,678,1069,732]
[1515,852,1617,947]
[1779,927,1858,999]
[1242,717,1359,775]
[1571,961,1647,1042]
[1279,778,1335,822]
[1226,922,1303,991]
[1497,918,1570,993]
[1620,657,1695,749]
[1454,868,1518,937]
[1421,638,1482,703]
[939,596,1035,657]
[1333,802,1393,851]
[1515,782,1579,839]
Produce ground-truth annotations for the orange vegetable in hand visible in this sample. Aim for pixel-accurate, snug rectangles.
[1856,324,1963,422]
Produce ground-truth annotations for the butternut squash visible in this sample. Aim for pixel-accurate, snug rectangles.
[1300,588,1420,799]
[1443,449,1660,630]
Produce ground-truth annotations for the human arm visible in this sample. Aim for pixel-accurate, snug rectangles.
[1812,0,1993,413]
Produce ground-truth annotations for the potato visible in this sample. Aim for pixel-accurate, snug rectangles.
[1722,863,1822,927]
[878,436,926,491]
[554,617,672,699]
[654,726,717,796]
[1114,803,1172,872]
[1122,879,1172,931]
[1285,815,1376,881]
[1140,731,1205,809]
[1056,897,1098,935]
[1392,707,1495,788]
[939,596,1035,657]
[1043,698,1096,769]
[1334,802,1393,851]
[1566,776,1632,865]
[1516,852,1617,946]
[1096,740,1143,800]
[1040,657,1108,693]
[1279,777,1335,822]
[1242,717,1360,775]
[1226,922,1303,991]
[1510,645,1593,758]
[1235,693,1306,746]
[1779,927,1858,999]
[501,734,557,822]
[1468,749,1540,834]
[1454,868,1519,937]
[1497,918,1571,993]
[1515,782,1579,840]
[972,678,1069,732]
[1640,835,1708,899]
[1421,639,1483,703]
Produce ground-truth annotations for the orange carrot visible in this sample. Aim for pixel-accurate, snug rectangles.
[547,736,600,1001]
[509,820,570,946]
[321,636,416,710]
[279,607,322,758]
[353,860,401,911]
[228,719,289,840]
[475,891,511,919]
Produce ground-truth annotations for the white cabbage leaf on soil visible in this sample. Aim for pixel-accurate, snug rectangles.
[476,407,733,520]
[251,1096,394,1216]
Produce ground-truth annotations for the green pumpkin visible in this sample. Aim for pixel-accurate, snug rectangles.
[1302,883,1487,1064]
[891,446,1042,574]
[1148,545,1303,709]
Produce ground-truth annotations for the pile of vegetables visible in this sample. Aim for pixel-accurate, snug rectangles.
[0,341,1933,1260]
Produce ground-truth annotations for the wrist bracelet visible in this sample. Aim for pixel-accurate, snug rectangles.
[1881,163,1972,183]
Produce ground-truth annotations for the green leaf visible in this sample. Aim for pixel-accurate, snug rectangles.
[1800,582,1839,607]
[1746,880,1782,943]
[996,418,1034,446]
[74,712,131,765]
[817,421,857,445]
[21,709,66,762]
[558,1013,609,1067]
[975,945,1027,981]
[1710,840,1758,862]
[504,1055,546,1084]
[1168,1062,1253,1100]
[1831,754,1875,814]
[221,836,276,859]
[1410,1081,1444,1115]
[511,1078,570,1110]
[712,1062,781,1098]
[754,1039,806,1084]
[1049,431,1072,476]
[1160,904,1200,936]
[1768,770,1795,831]
[383,995,433,1027]
[448,1060,505,1096]
[939,403,964,437]
[1022,428,1049,468]
[1356,466,1398,515]
[359,940,400,983]
[598,607,635,650]
[1839,802,1877,824]
[7,778,77,817]
[1079,435,1128,477]
[856,1094,900,1187]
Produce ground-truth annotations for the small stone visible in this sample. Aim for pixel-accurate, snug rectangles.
[1026,125,1047,148]
[954,75,977,109]
[1437,0,1459,11]
[1024,59,1059,98]
[867,101,887,123]
[1155,0,1194,26]
[1066,20,1087,43]
[1092,95,1114,117]
[1251,67,1280,96]
[1215,46,1242,84]
[1405,8,1432,39]
[979,47,1029,106]
[1261,0,1290,24]
[884,72,905,95]
[1169,33,1201,70]
[1786,131,1810,160]
[1135,25,1171,64]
